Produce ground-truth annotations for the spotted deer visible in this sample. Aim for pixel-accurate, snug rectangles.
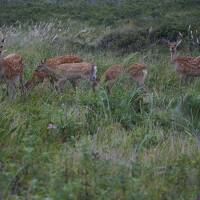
[102,60,148,93]
[0,36,24,98]
[164,37,200,83]
[25,55,83,90]
[40,55,83,66]
[34,62,98,92]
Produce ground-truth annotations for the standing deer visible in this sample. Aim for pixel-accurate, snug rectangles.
[40,55,83,66]
[25,55,83,90]
[164,37,200,83]
[34,62,98,92]
[0,36,24,98]
[102,60,148,93]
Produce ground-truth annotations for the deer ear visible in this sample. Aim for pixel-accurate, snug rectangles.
[40,58,46,64]
[176,39,182,47]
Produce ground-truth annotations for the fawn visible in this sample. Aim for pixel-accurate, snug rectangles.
[34,62,97,92]
[164,37,200,83]
[0,37,24,98]
[102,60,148,93]
[40,55,83,66]
[25,55,83,90]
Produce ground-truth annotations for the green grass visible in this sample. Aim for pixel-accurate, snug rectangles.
[1,0,200,28]
[1,0,200,194]
[0,21,200,199]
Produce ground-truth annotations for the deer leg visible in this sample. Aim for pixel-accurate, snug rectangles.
[134,75,145,88]
[54,81,60,91]
[59,80,67,92]
[49,77,53,86]
[180,74,188,85]
[19,75,25,96]
[70,79,80,90]
[54,79,66,92]
[70,80,77,90]
[12,81,18,99]
[7,80,16,99]
[91,80,98,92]
[6,83,9,96]
[105,81,113,95]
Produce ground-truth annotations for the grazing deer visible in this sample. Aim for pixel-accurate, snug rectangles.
[25,55,83,90]
[0,36,24,98]
[25,70,47,91]
[40,55,83,66]
[102,60,148,93]
[34,62,98,92]
[164,37,200,83]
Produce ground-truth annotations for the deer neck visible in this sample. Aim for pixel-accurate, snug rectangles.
[171,51,177,63]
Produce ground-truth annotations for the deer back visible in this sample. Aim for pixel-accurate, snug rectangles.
[0,53,23,80]
[174,56,200,75]
[25,70,47,90]
[41,55,83,67]
[37,62,93,81]
[103,64,124,82]
[127,63,148,85]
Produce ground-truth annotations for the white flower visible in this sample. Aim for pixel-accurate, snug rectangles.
[47,123,57,129]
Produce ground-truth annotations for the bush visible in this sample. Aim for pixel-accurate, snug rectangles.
[98,28,151,53]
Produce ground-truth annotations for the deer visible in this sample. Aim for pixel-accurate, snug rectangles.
[33,62,98,92]
[40,55,83,66]
[163,36,200,84]
[102,60,148,93]
[25,55,83,91]
[0,35,24,98]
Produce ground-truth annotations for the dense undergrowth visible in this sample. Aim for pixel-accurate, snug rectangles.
[0,21,199,200]
[0,1,200,199]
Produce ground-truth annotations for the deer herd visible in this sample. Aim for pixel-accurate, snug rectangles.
[0,34,200,99]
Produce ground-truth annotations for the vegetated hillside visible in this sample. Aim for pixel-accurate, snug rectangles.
[0,1,200,199]
[0,0,200,28]
[0,20,200,200]
[1,0,200,54]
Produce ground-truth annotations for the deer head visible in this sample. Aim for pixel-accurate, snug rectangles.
[90,64,97,81]
[40,58,47,65]
[25,69,47,91]
[162,34,183,61]
[90,64,99,92]
[0,32,5,56]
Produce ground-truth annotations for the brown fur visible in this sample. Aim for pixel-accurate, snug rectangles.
[102,62,147,93]
[25,55,83,90]
[41,55,83,66]
[0,53,24,98]
[173,56,200,75]
[35,62,97,91]
[128,63,147,86]
[104,64,124,81]
[25,71,47,90]
[167,39,200,83]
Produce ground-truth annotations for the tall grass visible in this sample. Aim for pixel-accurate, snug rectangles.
[0,22,200,199]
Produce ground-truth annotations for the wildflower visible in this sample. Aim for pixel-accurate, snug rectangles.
[47,123,57,129]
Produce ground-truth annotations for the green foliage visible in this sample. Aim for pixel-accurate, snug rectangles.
[0,5,200,199]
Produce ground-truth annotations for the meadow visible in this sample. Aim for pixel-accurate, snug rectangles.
[0,1,200,199]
